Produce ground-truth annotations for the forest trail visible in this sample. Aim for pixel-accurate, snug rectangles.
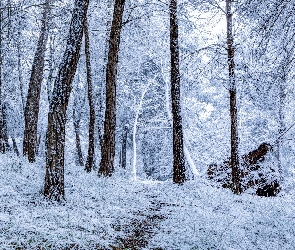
[110,194,165,250]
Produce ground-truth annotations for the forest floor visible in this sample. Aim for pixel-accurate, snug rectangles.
[1,153,295,249]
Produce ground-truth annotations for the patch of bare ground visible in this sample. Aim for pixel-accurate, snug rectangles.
[110,195,166,250]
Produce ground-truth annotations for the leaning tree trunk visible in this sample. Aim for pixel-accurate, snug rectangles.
[170,0,186,184]
[23,0,50,162]
[84,18,95,172]
[98,0,126,177]
[0,8,6,153]
[226,0,241,194]
[44,0,89,201]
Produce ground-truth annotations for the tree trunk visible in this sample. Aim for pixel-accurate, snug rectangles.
[2,103,10,150]
[132,80,152,180]
[97,0,113,152]
[84,18,95,172]
[47,35,55,104]
[12,138,19,156]
[277,70,286,181]
[73,73,85,167]
[35,133,41,156]
[73,100,84,166]
[99,0,126,177]
[164,68,199,178]
[44,0,89,201]
[23,0,50,162]
[74,110,84,166]
[170,0,186,184]
[226,0,241,194]
[0,7,6,154]
[121,124,128,169]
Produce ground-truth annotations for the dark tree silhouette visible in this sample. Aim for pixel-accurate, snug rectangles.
[23,0,50,162]
[99,0,126,177]
[84,18,95,172]
[226,0,241,194]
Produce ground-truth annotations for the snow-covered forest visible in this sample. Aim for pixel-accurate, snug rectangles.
[1,0,295,248]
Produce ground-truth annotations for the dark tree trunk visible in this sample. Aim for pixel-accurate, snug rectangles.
[44,0,89,201]
[170,0,186,184]
[47,35,55,104]
[35,133,41,156]
[12,138,19,156]
[121,124,128,169]
[84,18,95,172]
[0,8,6,154]
[226,0,241,194]
[23,0,50,162]
[99,0,126,177]
[96,0,112,152]
[73,104,84,167]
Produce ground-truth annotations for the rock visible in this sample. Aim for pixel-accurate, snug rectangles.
[256,180,280,197]
[207,143,280,197]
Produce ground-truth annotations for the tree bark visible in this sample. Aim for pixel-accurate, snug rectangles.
[99,0,126,177]
[0,7,6,154]
[47,35,55,104]
[35,133,41,156]
[170,0,186,184]
[44,0,89,201]
[277,67,287,181]
[97,0,113,152]
[121,124,128,169]
[12,137,19,156]
[226,0,241,194]
[73,101,84,167]
[84,18,95,172]
[23,0,50,162]
[164,76,199,177]
[2,103,10,150]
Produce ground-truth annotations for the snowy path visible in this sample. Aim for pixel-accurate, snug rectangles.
[111,194,165,250]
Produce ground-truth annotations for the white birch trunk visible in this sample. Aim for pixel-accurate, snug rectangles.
[132,79,153,181]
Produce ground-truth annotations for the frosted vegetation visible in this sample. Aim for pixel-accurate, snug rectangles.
[1,154,295,249]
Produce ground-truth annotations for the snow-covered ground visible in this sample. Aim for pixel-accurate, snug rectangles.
[1,153,295,249]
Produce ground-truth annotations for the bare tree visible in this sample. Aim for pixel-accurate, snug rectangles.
[99,0,126,177]
[170,0,186,184]
[0,5,6,154]
[226,0,241,194]
[97,0,113,151]
[23,0,50,162]
[121,124,128,169]
[73,99,84,167]
[84,18,95,172]
[44,0,89,201]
